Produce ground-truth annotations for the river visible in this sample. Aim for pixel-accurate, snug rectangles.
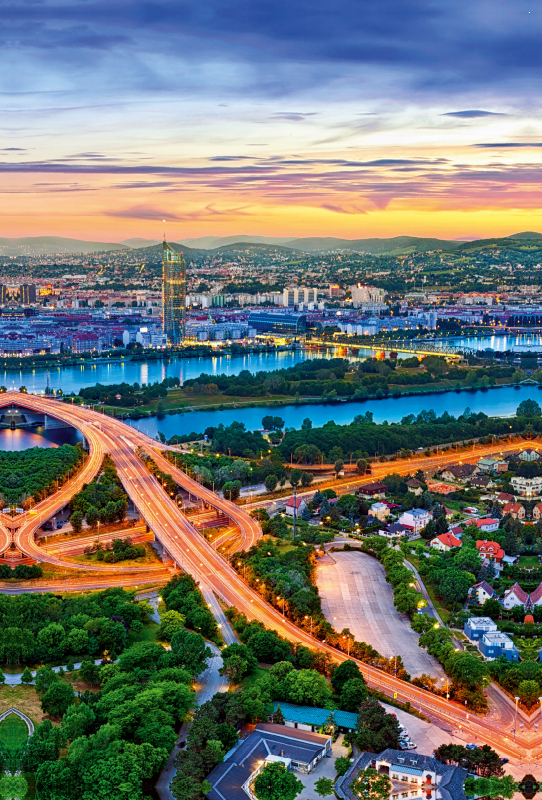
[129,383,542,440]
[0,426,83,450]
[445,333,542,353]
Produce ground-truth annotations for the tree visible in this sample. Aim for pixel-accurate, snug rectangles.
[464,775,516,799]
[331,660,362,694]
[62,701,96,741]
[69,510,84,533]
[170,629,212,676]
[353,698,400,752]
[158,610,186,641]
[356,458,369,474]
[20,667,33,685]
[254,762,303,800]
[78,659,100,686]
[334,460,344,477]
[265,474,279,493]
[517,399,542,418]
[300,471,313,488]
[220,654,249,684]
[40,681,75,717]
[340,678,368,712]
[301,418,312,430]
[315,777,334,797]
[351,767,392,800]
[223,480,242,501]
[335,757,351,777]
[272,704,285,725]
[289,469,302,488]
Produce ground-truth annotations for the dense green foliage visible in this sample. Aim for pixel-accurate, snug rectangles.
[254,761,303,800]
[0,444,83,505]
[0,587,151,665]
[78,376,180,406]
[69,454,128,530]
[433,743,504,777]
[161,573,221,643]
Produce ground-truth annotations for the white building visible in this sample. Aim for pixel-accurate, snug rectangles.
[511,475,542,498]
[282,287,319,307]
[350,284,387,311]
[369,502,390,521]
[398,508,432,533]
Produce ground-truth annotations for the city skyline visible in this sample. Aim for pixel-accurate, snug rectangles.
[2,0,542,242]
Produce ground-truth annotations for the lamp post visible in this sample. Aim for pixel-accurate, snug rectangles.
[514,696,520,741]
[304,614,313,636]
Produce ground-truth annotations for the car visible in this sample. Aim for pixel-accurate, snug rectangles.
[500,758,509,764]
[399,741,417,750]
[465,743,478,750]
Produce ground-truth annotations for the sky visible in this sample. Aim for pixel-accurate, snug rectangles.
[2,0,542,242]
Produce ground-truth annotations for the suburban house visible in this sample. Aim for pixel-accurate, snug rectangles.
[511,475,542,498]
[476,539,504,567]
[476,518,500,533]
[369,501,390,521]
[397,508,432,533]
[532,503,542,520]
[440,463,476,483]
[336,749,468,800]
[519,448,541,461]
[358,481,388,499]
[479,631,519,661]
[530,584,542,607]
[206,722,332,800]
[406,478,423,496]
[470,475,493,489]
[476,458,508,474]
[470,581,497,605]
[270,703,359,733]
[430,532,463,552]
[496,492,515,503]
[377,522,411,539]
[503,582,530,609]
[285,496,308,517]
[464,616,498,642]
[503,501,526,520]
[450,525,464,537]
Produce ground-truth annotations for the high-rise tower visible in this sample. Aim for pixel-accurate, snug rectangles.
[162,240,186,344]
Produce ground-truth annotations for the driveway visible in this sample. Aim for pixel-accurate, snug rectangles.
[295,734,349,800]
[316,552,444,679]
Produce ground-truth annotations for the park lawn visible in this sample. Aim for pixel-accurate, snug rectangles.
[239,667,270,692]
[0,686,48,725]
[519,555,540,569]
[69,542,163,567]
[0,712,30,749]
[127,621,160,646]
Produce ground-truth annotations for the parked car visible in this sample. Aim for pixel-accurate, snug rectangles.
[500,758,509,764]
[399,741,417,750]
[465,743,478,750]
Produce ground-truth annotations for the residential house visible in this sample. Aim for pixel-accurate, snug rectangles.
[532,502,542,520]
[440,463,477,483]
[369,501,390,521]
[358,481,388,500]
[476,518,500,533]
[377,522,411,539]
[285,496,308,517]
[503,582,530,610]
[519,448,541,461]
[206,723,332,800]
[496,492,515,503]
[479,631,519,661]
[270,703,359,733]
[476,458,507,474]
[503,501,526,520]
[450,525,464,538]
[476,539,504,567]
[397,508,432,534]
[530,583,542,607]
[336,749,469,800]
[470,475,493,490]
[470,581,497,605]
[430,532,463,552]
[406,478,423,496]
[464,616,498,642]
[511,475,542,498]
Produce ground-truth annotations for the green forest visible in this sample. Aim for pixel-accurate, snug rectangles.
[0,445,83,506]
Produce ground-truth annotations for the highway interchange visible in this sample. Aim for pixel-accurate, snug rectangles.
[0,392,539,766]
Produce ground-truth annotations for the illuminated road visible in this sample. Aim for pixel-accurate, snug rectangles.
[0,392,538,759]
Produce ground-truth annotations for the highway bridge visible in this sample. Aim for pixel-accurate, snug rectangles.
[0,392,538,760]
[362,338,476,359]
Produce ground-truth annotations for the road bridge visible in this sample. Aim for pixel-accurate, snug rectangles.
[0,392,538,758]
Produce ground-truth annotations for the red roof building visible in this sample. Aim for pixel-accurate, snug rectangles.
[430,533,463,552]
[476,539,504,563]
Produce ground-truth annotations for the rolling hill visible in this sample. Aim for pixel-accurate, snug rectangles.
[0,236,130,256]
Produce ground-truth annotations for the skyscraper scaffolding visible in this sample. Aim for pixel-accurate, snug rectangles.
[162,240,186,344]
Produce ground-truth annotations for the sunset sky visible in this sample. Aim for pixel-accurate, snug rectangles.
[2,0,542,242]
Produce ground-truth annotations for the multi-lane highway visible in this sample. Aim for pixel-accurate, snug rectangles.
[0,392,538,760]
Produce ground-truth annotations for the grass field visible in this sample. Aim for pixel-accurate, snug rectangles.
[69,542,162,567]
[0,686,47,726]
[518,555,540,569]
[239,666,270,691]
[0,713,30,749]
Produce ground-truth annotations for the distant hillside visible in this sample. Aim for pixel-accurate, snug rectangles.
[0,236,130,256]
[455,234,542,253]
[136,242,206,260]
[211,241,302,256]
[508,231,542,240]
[286,236,460,254]
[181,235,292,249]
[121,238,162,248]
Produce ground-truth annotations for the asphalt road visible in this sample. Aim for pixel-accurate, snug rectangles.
[317,551,445,679]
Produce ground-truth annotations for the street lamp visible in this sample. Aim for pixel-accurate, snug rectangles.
[514,696,520,741]
[304,614,313,636]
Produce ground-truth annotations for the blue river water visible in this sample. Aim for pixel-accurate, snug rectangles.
[445,333,542,352]
[0,426,83,450]
[129,383,542,440]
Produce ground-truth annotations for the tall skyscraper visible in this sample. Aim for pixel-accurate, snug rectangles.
[162,240,186,344]
[0,286,8,304]
[20,284,37,305]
